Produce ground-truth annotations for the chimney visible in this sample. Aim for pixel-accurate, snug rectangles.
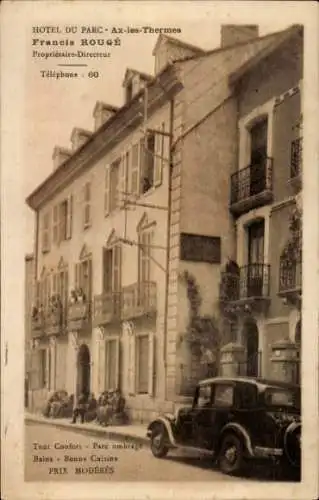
[93,101,118,131]
[70,127,92,151]
[52,146,71,170]
[221,25,259,48]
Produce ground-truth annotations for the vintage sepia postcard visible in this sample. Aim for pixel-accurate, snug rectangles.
[1,1,319,499]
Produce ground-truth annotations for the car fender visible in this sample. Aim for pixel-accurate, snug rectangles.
[147,417,177,447]
[219,422,254,457]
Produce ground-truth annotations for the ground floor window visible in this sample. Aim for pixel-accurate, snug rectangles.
[105,339,119,390]
[136,335,149,394]
[39,349,47,388]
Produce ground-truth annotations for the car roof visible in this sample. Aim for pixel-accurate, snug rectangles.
[198,376,300,390]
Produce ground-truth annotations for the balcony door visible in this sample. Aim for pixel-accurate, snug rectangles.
[138,229,153,307]
[250,118,268,196]
[245,320,259,377]
[247,220,265,297]
[102,246,121,314]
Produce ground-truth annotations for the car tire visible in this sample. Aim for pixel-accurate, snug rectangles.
[150,425,169,458]
[219,434,244,475]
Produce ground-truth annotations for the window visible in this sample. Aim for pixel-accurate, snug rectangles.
[110,159,120,211]
[142,133,155,193]
[83,182,91,228]
[213,384,234,407]
[52,267,69,324]
[136,335,149,394]
[53,206,59,244]
[39,349,47,388]
[105,338,120,390]
[130,143,139,195]
[248,220,264,264]
[40,271,51,310]
[53,197,73,244]
[197,385,212,408]
[59,200,68,241]
[41,212,50,253]
[75,258,92,301]
[102,244,122,313]
[250,118,268,164]
[138,228,153,284]
[249,118,268,196]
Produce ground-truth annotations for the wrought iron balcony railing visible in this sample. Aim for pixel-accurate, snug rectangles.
[68,300,91,330]
[279,258,302,295]
[122,281,157,320]
[290,137,302,180]
[31,311,45,338]
[230,157,273,215]
[93,292,122,326]
[220,264,270,302]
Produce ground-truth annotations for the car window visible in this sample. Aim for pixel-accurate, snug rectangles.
[237,383,257,409]
[213,384,234,407]
[197,385,212,408]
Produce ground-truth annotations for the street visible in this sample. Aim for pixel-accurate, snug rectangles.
[25,421,244,482]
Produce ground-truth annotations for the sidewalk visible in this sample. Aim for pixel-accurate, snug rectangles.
[25,412,149,446]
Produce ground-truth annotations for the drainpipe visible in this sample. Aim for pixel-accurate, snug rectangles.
[163,98,174,401]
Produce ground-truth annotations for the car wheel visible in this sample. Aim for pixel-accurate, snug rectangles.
[219,434,244,475]
[150,425,169,458]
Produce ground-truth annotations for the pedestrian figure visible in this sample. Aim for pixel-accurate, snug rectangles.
[71,392,87,424]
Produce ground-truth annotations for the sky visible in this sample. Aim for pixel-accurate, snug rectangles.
[21,2,293,253]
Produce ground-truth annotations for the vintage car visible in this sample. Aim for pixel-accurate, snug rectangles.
[147,376,301,476]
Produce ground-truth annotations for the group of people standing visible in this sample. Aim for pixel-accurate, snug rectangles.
[71,389,127,426]
[43,388,127,426]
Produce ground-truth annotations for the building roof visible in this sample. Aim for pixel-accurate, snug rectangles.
[26,26,295,210]
[26,62,181,210]
[123,67,153,84]
[152,34,206,57]
[229,24,303,86]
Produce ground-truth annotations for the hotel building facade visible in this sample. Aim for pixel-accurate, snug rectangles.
[26,25,303,421]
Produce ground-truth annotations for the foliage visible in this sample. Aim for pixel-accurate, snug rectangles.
[182,270,222,358]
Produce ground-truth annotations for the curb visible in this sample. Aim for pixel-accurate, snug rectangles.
[25,416,149,447]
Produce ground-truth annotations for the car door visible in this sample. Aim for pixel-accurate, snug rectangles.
[209,381,236,450]
[190,383,214,449]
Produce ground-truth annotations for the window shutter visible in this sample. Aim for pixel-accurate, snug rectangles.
[154,124,164,187]
[114,337,120,389]
[112,245,122,292]
[104,166,110,216]
[139,138,146,193]
[45,348,50,389]
[128,333,136,395]
[83,183,91,228]
[105,340,110,390]
[148,333,155,396]
[53,205,59,244]
[118,153,127,208]
[88,258,93,301]
[74,263,80,290]
[130,143,139,196]
[52,273,58,295]
[66,195,73,239]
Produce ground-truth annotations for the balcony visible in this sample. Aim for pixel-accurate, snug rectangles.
[93,292,122,327]
[122,281,157,320]
[289,138,302,192]
[45,306,64,336]
[278,257,302,307]
[220,264,270,314]
[230,157,273,216]
[67,300,91,331]
[31,310,45,338]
